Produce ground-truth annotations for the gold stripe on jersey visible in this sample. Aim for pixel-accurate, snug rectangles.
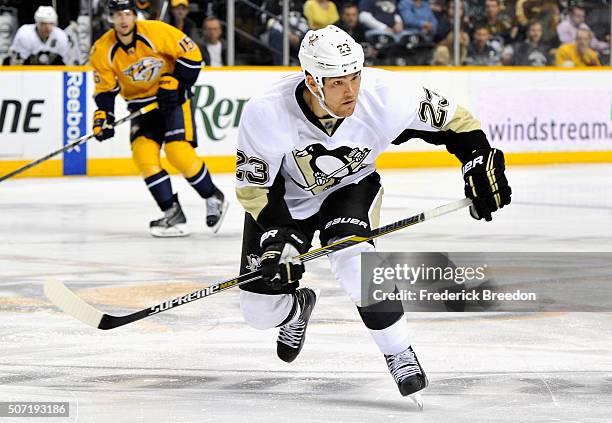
[90,20,202,102]
[443,106,481,133]
[236,186,270,221]
[368,187,383,229]
[181,100,193,140]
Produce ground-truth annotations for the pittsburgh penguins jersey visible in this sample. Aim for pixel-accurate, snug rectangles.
[236,67,488,227]
[90,19,202,110]
[9,24,69,65]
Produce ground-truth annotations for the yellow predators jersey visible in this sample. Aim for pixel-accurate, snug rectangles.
[90,20,202,106]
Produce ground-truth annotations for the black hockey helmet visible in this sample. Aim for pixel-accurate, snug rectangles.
[108,0,136,13]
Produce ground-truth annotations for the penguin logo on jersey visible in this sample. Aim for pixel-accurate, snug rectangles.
[246,254,261,272]
[293,144,371,195]
[122,57,164,82]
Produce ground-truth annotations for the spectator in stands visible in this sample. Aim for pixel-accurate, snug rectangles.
[0,5,18,64]
[168,0,196,37]
[464,0,485,21]
[337,2,368,43]
[539,2,561,51]
[303,0,340,29]
[465,25,500,65]
[430,0,446,41]
[583,0,610,49]
[359,0,414,64]
[359,0,405,37]
[433,0,472,43]
[515,0,535,27]
[510,0,560,52]
[7,5,69,65]
[556,4,607,53]
[474,0,512,42]
[266,10,310,65]
[135,0,160,20]
[430,42,450,64]
[502,20,551,65]
[431,0,470,64]
[199,16,226,67]
[555,27,601,66]
[432,27,470,65]
[337,2,378,63]
[398,0,438,42]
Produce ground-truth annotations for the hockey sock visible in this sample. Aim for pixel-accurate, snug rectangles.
[239,291,297,330]
[358,297,410,355]
[357,295,404,330]
[329,240,374,302]
[186,163,215,198]
[144,170,175,211]
[366,316,412,356]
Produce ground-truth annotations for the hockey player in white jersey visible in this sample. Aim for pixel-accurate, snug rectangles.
[8,6,70,65]
[235,25,511,399]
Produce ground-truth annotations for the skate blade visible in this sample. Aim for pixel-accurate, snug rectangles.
[208,200,229,234]
[409,392,424,411]
[150,224,190,238]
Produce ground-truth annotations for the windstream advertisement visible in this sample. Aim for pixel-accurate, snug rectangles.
[475,86,612,152]
[0,68,610,177]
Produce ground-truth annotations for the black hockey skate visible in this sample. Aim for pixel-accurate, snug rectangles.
[205,187,229,233]
[150,199,189,237]
[385,345,429,397]
[277,288,319,363]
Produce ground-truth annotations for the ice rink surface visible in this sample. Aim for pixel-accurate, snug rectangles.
[1,164,611,422]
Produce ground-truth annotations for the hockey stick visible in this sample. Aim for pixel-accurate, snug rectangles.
[0,102,158,183]
[44,197,471,330]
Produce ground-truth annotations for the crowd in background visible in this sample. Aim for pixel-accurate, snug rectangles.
[0,0,609,66]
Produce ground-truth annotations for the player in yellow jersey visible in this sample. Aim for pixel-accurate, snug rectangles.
[90,0,228,237]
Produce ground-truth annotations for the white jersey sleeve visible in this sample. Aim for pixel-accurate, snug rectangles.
[8,25,32,62]
[373,71,457,139]
[370,69,486,160]
[236,97,286,189]
[235,95,296,228]
[403,86,459,132]
[53,27,71,65]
